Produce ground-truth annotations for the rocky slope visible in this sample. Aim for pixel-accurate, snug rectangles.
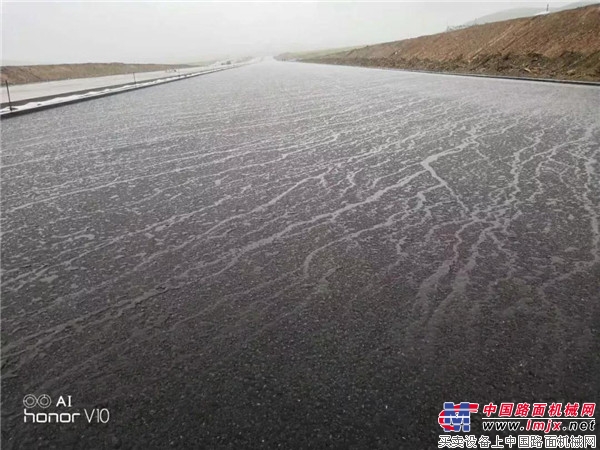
[300,4,600,81]
[0,63,193,85]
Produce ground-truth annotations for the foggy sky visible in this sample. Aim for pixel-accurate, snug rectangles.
[1,1,579,65]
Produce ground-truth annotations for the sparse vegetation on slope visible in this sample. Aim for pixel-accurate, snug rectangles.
[0,63,195,85]
[296,4,600,81]
[276,46,361,62]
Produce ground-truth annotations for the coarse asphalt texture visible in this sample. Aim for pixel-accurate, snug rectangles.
[1,61,599,449]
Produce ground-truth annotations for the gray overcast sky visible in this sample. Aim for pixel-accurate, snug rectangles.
[1,1,579,64]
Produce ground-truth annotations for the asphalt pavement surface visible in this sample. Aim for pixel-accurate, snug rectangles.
[1,61,599,449]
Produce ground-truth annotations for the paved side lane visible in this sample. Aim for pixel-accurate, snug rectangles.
[0,65,219,105]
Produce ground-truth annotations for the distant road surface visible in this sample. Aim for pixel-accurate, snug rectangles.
[2,61,599,449]
[0,66,210,104]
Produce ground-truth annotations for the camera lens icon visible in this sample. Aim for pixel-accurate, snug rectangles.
[23,394,52,408]
[23,394,37,408]
[38,394,52,408]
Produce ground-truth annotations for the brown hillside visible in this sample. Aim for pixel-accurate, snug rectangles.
[304,4,600,81]
[0,63,193,85]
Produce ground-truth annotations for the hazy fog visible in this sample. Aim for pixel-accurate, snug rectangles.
[2,1,581,65]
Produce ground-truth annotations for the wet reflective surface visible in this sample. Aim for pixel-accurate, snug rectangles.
[2,61,599,448]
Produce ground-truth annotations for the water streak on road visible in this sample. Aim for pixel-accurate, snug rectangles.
[1,61,599,448]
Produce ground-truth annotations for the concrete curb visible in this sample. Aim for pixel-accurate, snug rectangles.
[297,61,600,87]
[0,66,237,119]
[0,77,190,109]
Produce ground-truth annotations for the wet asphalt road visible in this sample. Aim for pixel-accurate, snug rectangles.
[1,61,599,449]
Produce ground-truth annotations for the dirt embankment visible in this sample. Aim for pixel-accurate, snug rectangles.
[302,4,600,81]
[0,63,194,85]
